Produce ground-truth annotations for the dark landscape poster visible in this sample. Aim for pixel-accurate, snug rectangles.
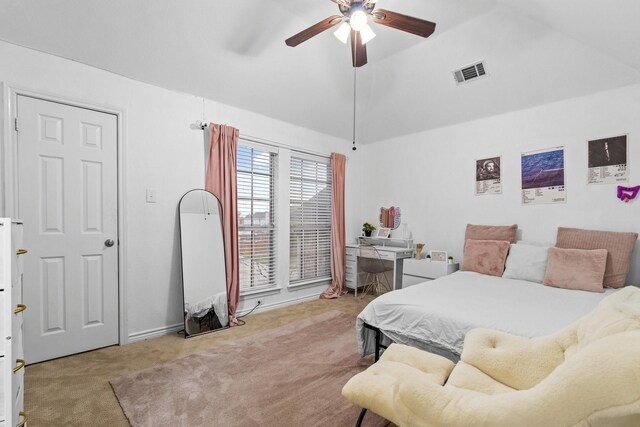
[521,147,566,205]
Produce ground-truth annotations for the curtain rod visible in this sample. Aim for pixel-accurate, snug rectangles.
[195,120,333,159]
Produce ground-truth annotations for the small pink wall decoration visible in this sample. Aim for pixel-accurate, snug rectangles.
[617,185,640,203]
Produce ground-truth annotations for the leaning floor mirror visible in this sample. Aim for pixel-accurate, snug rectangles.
[179,189,229,338]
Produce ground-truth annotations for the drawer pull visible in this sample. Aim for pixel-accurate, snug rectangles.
[16,249,28,255]
[14,304,27,314]
[13,359,25,373]
[17,412,28,427]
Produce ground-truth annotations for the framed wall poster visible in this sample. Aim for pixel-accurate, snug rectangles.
[376,228,391,238]
[521,146,566,205]
[587,135,628,185]
[430,250,447,262]
[475,156,502,195]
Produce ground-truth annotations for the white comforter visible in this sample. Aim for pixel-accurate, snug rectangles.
[357,271,617,357]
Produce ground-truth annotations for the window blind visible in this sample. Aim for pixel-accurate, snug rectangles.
[237,144,277,291]
[289,155,332,284]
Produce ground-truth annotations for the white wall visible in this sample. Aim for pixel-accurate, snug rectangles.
[6,36,636,345]
[0,41,362,341]
[359,84,640,285]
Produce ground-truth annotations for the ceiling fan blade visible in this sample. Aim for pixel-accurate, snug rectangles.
[351,30,367,68]
[372,9,436,38]
[330,0,351,7]
[285,15,343,47]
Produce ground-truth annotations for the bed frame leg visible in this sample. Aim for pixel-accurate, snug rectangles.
[363,322,387,363]
[355,408,368,427]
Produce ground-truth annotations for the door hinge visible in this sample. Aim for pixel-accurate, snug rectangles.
[14,117,18,132]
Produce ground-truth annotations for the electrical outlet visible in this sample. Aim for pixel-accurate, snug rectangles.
[146,189,157,203]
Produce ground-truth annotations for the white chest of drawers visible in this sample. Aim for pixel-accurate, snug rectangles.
[0,219,27,427]
[402,258,459,288]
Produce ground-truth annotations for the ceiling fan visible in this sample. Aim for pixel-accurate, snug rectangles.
[285,0,436,67]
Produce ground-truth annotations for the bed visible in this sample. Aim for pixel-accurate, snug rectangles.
[357,271,618,361]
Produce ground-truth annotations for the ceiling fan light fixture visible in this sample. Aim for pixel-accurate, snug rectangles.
[334,21,351,44]
[360,24,376,44]
[349,10,368,32]
[284,0,437,68]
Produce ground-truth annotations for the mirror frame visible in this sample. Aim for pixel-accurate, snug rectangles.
[178,189,230,338]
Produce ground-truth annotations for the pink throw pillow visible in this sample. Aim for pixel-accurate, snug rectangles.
[543,247,607,293]
[465,224,518,244]
[555,227,637,288]
[461,239,511,277]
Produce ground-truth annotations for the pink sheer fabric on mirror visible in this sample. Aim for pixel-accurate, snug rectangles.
[321,153,347,299]
[205,123,240,324]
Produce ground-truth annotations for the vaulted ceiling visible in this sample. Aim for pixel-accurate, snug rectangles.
[1,0,639,143]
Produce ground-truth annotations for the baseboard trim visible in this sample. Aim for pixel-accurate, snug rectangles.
[236,292,322,317]
[128,322,183,343]
[127,293,323,342]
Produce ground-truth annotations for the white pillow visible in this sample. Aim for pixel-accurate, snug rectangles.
[502,243,549,283]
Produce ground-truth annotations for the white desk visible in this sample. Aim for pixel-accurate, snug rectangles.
[345,242,414,295]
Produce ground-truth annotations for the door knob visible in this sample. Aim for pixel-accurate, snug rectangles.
[105,239,115,247]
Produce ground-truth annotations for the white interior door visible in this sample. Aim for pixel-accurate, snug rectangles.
[16,95,119,364]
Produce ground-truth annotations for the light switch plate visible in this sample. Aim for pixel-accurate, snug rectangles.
[146,189,157,203]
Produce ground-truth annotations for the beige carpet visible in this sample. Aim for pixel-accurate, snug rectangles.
[25,294,375,426]
[110,311,387,427]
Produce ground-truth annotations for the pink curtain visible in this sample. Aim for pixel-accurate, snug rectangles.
[205,123,240,324]
[321,153,347,299]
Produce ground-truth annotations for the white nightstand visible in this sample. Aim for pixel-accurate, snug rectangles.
[402,259,459,288]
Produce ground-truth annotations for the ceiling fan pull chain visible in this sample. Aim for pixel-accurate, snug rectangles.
[352,67,357,151]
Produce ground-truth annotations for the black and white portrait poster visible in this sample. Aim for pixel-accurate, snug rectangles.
[521,147,566,205]
[475,156,502,195]
[587,135,628,184]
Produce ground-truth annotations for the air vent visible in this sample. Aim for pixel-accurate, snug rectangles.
[453,61,488,85]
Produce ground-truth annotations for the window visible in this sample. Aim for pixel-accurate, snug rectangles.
[289,155,332,284]
[237,144,277,291]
